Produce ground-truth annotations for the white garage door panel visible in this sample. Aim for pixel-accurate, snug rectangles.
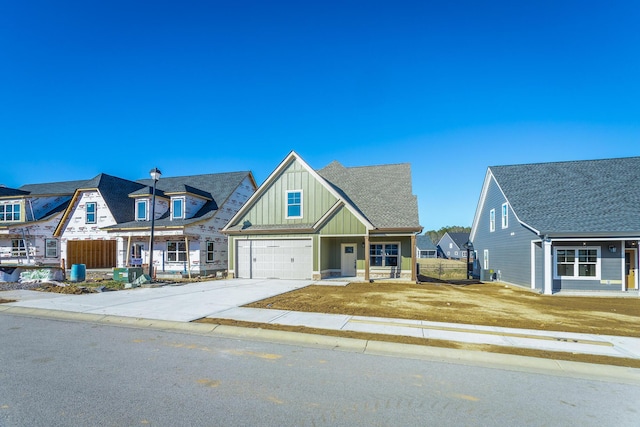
[236,239,312,279]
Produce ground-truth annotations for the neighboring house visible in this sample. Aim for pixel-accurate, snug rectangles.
[104,171,256,276]
[416,235,437,258]
[0,180,86,266]
[470,156,640,294]
[53,174,147,269]
[222,151,423,281]
[437,232,471,260]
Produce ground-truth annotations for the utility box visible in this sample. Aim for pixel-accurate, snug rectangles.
[113,267,144,283]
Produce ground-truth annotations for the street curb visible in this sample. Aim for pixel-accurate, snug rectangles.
[2,306,639,384]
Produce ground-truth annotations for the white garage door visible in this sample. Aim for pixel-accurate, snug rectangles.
[236,239,313,280]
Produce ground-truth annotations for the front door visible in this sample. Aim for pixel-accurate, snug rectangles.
[341,244,357,277]
[625,249,637,290]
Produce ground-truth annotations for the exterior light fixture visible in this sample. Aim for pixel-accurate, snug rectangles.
[148,168,161,278]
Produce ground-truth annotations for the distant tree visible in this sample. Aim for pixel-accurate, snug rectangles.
[423,226,471,244]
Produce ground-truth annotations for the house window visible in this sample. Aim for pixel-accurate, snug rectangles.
[172,198,185,220]
[286,190,302,218]
[45,239,58,258]
[489,209,495,232]
[136,199,148,221]
[554,247,600,279]
[11,239,26,256]
[0,203,21,222]
[370,243,399,267]
[167,241,187,262]
[206,241,215,262]
[501,203,508,228]
[483,249,489,270]
[86,202,97,224]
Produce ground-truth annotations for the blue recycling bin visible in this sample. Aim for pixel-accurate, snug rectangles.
[70,264,86,282]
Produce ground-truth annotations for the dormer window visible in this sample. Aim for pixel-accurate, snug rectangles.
[171,197,185,220]
[0,203,21,222]
[136,199,148,221]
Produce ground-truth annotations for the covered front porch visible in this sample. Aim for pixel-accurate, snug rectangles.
[319,234,417,281]
[537,237,640,295]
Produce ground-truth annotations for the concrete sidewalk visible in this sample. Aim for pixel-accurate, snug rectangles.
[2,279,640,361]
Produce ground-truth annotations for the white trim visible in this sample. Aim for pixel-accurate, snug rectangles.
[543,239,553,295]
[340,243,357,276]
[171,197,186,220]
[222,151,375,233]
[530,240,537,290]
[483,249,489,270]
[135,199,149,221]
[85,201,97,224]
[489,209,495,232]
[501,202,508,229]
[285,189,303,219]
[553,246,601,281]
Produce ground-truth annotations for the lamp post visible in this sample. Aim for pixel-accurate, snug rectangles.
[148,168,161,279]
[463,240,474,280]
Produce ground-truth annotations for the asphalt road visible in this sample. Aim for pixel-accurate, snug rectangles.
[1,314,638,427]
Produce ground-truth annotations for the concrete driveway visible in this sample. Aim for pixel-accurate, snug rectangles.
[3,279,314,322]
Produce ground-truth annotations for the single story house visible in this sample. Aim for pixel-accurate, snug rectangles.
[416,235,437,258]
[470,156,640,294]
[222,151,423,281]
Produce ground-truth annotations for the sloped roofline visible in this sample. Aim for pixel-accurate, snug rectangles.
[470,168,540,242]
[222,151,374,233]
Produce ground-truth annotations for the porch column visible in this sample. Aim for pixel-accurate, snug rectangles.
[411,234,417,282]
[542,238,553,295]
[185,236,192,279]
[125,235,131,267]
[364,235,370,281]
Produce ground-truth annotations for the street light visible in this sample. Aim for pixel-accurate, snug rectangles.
[148,167,161,279]
[463,240,474,280]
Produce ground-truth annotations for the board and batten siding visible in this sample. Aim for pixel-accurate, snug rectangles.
[473,177,538,287]
[319,205,367,235]
[238,159,338,226]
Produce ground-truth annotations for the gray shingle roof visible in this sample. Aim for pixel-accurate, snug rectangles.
[416,235,437,250]
[106,171,251,230]
[0,186,29,197]
[317,161,421,230]
[19,179,88,195]
[490,156,640,234]
[81,174,147,224]
[446,232,471,248]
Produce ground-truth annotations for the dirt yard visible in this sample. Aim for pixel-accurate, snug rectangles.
[203,280,640,368]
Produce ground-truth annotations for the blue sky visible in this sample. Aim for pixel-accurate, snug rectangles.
[1,1,639,231]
